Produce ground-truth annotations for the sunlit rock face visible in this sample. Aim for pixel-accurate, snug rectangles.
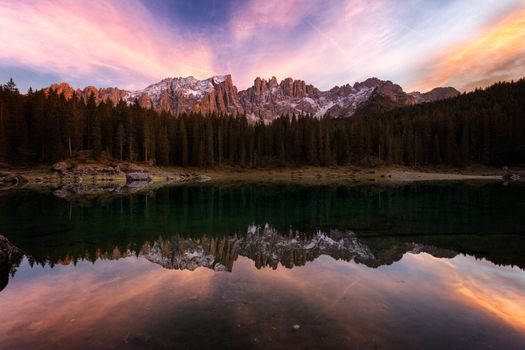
[239,77,323,122]
[44,83,131,105]
[239,76,422,123]
[126,74,245,116]
[43,75,458,121]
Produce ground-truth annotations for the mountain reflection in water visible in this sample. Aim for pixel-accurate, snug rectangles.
[0,182,524,349]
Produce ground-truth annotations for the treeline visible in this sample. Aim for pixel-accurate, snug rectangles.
[0,78,524,167]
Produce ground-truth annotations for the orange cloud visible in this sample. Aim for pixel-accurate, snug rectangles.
[412,7,525,92]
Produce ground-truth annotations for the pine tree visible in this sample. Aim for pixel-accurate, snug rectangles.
[156,126,170,166]
[179,117,189,166]
[3,78,18,93]
[116,123,125,161]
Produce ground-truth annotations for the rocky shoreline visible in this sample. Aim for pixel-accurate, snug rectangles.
[0,235,23,292]
[0,162,511,191]
[0,160,210,195]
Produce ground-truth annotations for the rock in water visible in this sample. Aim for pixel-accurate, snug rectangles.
[213,263,227,271]
[0,173,28,186]
[0,235,23,292]
[15,174,28,185]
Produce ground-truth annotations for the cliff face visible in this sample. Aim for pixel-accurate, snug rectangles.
[238,77,322,121]
[126,74,244,116]
[44,75,458,120]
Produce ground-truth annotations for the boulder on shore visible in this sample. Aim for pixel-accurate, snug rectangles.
[52,161,73,174]
[119,163,145,174]
[52,161,122,176]
[126,172,152,183]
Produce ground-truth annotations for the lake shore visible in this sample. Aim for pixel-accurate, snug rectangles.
[0,163,503,187]
[197,166,502,183]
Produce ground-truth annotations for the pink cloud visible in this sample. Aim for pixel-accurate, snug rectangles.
[0,0,215,89]
[219,0,406,90]
[1,0,523,93]
[220,0,525,92]
[228,0,317,41]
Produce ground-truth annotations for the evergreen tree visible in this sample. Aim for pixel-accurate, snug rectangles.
[0,78,523,167]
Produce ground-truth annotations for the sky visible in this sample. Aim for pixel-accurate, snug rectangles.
[0,0,524,93]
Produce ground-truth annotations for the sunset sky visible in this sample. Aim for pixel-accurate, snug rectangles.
[0,0,524,93]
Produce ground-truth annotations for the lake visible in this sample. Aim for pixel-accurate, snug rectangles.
[0,182,524,349]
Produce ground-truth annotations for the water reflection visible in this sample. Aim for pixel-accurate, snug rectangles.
[0,226,463,293]
[0,253,524,349]
[0,182,524,349]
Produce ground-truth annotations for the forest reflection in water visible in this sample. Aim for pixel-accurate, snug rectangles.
[0,181,524,349]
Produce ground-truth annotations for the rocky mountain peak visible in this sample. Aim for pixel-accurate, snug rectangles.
[45,83,130,105]
[45,82,77,99]
[42,74,458,121]
[126,73,244,116]
[353,77,415,105]
[409,86,460,103]
[353,77,384,89]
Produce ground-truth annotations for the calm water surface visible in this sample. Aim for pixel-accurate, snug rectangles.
[0,182,524,349]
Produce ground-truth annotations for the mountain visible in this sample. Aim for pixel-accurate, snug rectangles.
[409,87,461,104]
[45,82,130,105]
[44,75,459,121]
[127,74,244,116]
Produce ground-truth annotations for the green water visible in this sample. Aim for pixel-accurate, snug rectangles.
[0,182,524,349]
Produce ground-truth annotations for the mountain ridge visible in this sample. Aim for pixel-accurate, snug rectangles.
[44,74,460,121]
